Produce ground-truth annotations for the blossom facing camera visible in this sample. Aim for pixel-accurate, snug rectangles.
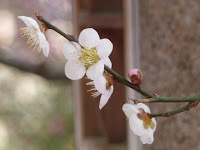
[122,103,156,144]
[18,16,50,57]
[63,28,113,80]
[128,69,143,86]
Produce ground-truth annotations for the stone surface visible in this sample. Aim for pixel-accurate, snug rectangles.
[140,0,200,149]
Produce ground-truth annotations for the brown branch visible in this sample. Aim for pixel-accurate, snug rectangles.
[0,49,66,80]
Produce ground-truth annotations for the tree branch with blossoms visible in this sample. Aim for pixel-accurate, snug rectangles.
[35,14,200,104]
[17,13,200,144]
[35,13,153,97]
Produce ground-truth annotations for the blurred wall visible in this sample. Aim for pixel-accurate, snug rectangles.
[140,1,200,150]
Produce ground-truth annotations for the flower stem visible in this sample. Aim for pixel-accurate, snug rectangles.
[35,13,78,43]
[150,102,199,117]
[131,95,200,103]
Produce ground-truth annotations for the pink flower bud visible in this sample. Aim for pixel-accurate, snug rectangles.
[128,69,143,86]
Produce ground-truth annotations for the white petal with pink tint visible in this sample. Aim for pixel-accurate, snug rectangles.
[63,42,80,60]
[102,57,112,68]
[43,41,50,57]
[37,31,46,49]
[136,103,151,113]
[99,86,113,109]
[65,60,86,80]
[78,28,100,49]
[129,114,148,136]
[96,38,113,59]
[122,103,139,118]
[140,133,154,144]
[94,76,107,93]
[18,16,39,29]
[86,60,104,80]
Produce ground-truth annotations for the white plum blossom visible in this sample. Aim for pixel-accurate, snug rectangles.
[86,58,114,109]
[18,16,50,57]
[122,103,156,144]
[63,28,113,80]
[86,70,114,110]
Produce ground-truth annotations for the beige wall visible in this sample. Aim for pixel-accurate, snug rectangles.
[140,0,200,149]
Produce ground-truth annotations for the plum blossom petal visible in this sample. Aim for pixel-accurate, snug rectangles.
[129,114,148,136]
[63,42,80,60]
[99,86,113,109]
[96,38,113,59]
[140,133,154,144]
[151,118,157,132]
[37,31,47,49]
[78,28,100,49]
[86,60,104,80]
[93,76,107,93]
[136,103,151,113]
[122,103,139,118]
[72,42,81,52]
[65,60,86,80]
[43,41,50,57]
[102,57,112,68]
[18,16,40,29]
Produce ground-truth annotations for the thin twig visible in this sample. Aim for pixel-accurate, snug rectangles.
[131,95,200,103]
[128,98,151,104]
[150,102,199,117]
[151,95,200,102]
[35,13,78,43]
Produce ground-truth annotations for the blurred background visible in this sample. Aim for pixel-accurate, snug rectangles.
[0,0,75,150]
[1,0,200,150]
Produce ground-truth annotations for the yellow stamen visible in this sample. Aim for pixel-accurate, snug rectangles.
[79,48,100,69]
[20,26,41,53]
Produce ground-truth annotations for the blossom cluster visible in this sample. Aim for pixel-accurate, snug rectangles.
[18,16,156,144]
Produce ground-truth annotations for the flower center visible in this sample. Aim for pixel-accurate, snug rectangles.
[20,26,40,52]
[137,108,155,129]
[79,48,100,69]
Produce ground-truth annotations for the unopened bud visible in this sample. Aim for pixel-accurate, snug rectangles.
[128,69,143,86]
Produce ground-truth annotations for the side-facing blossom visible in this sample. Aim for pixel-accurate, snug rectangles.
[63,28,113,80]
[122,103,156,144]
[86,59,114,109]
[18,16,50,57]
